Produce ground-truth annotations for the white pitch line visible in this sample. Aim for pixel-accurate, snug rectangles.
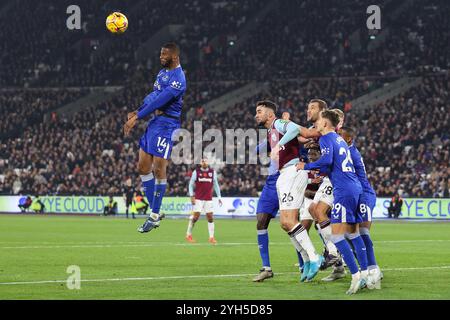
[1,239,450,250]
[0,266,449,286]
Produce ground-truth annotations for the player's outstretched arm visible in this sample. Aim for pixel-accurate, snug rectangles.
[213,170,223,206]
[188,171,197,205]
[297,137,333,171]
[299,126,321,139]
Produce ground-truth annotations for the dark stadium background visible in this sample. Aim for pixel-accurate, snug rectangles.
[0,0,448,216]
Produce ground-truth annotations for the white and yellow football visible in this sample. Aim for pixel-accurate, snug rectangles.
[106,12,128,34]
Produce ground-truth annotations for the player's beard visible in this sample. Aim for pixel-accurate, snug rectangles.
[161,58,172,68]
[256,120,266,128]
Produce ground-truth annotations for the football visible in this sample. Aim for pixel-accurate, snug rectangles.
[106,12,128,34]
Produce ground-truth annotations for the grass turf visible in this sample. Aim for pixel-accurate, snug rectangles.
[0,214,449,300]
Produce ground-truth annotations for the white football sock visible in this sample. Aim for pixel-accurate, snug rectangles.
[289,236,309,262]
[208,222,215,238]
[186,216,195,236]
[320,225,339,255]
[290,223,319,261]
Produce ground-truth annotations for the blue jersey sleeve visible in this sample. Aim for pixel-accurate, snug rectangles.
[138,90,159,112]
[304,135,333,171]
[137,72,186,119]
[274,119,300,146]
[349,147,363,172]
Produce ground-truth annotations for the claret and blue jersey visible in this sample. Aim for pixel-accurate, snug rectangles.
[138,65,186,159]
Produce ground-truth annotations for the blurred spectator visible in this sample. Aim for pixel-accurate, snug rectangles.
[30,196,45,213]
[388,194,404,218]
[18,195,32,212]
[103,196,118,216]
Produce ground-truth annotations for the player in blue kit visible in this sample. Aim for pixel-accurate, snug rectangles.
[296,110,369,294]
[252,142,281,282]
[339,126,382,289]
[123,43,186,234]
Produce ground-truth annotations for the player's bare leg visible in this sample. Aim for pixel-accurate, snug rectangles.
[186,212,200,243]
[310,202,341,270]
[360,221,382,289]
[294,215,314,271]
[206,212,217,244]
[301,219,313,231]
[253,213,274,282]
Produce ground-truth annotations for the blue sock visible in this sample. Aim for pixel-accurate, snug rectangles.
[151,179,167,214]
[140,173,155,209]
[360,228,377,268]
[348,233,368,271]
[257,230,270,268]
[296,250,304,268]
[332,234,359,274]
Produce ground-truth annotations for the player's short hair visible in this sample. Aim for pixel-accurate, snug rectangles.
[256,100,278,114]
[321,110,340,127]
[162,42,180,55]
[307,143,321,153]
[309,99,328,111]
[330,108,344,119]
[340,126,355,137]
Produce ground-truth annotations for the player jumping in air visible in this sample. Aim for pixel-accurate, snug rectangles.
[123,43,186,234]
[186,158,223,244]
[255,100,324,282]
[297,110,369,294]
[339,126,382,289]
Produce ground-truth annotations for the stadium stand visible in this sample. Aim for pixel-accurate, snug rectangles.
[0,0,449,198]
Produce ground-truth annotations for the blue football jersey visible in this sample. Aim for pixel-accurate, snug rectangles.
[137,65,186,119]
[349,144,376,197]
[304,132,362,195]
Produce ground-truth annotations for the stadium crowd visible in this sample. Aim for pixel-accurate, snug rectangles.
[0,88,88,142]
[3,0,448,87]
[1,75,448,198]
[0,0,449,199]
[0,0,263,87]
[0,77,386,197]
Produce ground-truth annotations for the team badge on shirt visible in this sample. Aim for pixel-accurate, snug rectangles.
[170,81,182,89]
[271,132,277,142]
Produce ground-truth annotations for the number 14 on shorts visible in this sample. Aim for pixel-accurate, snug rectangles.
[157,137,169,154]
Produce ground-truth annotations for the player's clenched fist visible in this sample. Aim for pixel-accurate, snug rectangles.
[270,144,280,161]
[123,114,137,136]
[127,110,138,120]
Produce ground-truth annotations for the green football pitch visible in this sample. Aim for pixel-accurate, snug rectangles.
[0,214,449,300]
